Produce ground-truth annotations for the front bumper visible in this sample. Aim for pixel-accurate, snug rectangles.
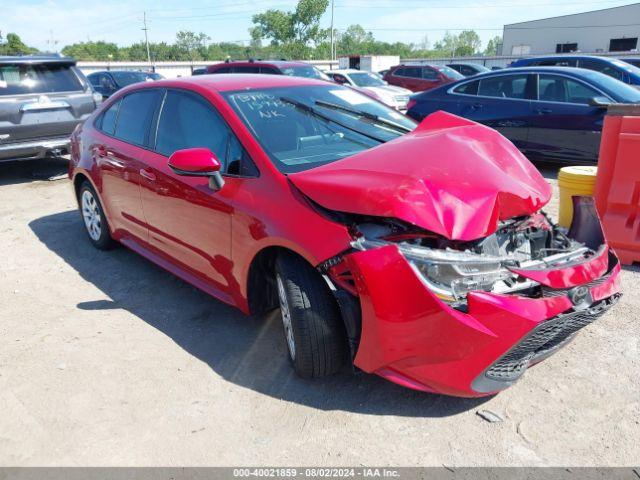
[0,136,70,162]
[343,244,622,397]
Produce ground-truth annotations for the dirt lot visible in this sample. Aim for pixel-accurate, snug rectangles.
[0,159,638,466]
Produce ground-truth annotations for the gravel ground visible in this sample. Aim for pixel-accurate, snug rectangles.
[0,158,638,466]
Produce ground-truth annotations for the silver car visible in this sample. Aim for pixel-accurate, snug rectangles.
[0,56,100,162]
[330,69,412,111]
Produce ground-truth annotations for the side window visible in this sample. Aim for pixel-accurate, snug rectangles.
[260,67,279,74]
[392,68,406,77]
[579,59,623,81]
[98,99,121,135]
[422,67,438,80]
[88,74,100,87]
[155,90,257,176]
[405,67,422,78]
[460,66,474,76]
[478,74,528,99]
[538,75,600,104]
[212,67,231,74]
[454,80,479,95]
[114,90,160,146]
[234,66,260,73]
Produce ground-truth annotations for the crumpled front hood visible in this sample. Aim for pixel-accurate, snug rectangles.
[288,111,552,241]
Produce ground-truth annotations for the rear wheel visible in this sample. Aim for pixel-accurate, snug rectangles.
[79,182,115,250]
[275,253,347,378]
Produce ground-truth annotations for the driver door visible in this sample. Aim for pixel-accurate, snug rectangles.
[138,89,257,299]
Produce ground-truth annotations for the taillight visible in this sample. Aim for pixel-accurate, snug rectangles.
[406,98,417,111]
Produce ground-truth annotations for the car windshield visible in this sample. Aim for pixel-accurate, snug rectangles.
[348,72,386,87]
[280,65,329,80]
[0,63,83,96]
[224,85,416,174]
[582,70,640,102]
[110,71,150,87]
[436,66,465,80]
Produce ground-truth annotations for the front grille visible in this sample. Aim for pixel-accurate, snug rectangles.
[542,271,612,298]
[484,294,621,382]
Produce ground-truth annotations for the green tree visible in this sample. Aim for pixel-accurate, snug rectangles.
[338,24,375,55]
[0,32,38,55]
[175,31,210,61]
[61,41,119,61]
[484,35,502,56]
[250,0,329,58]
[433,30,481,57]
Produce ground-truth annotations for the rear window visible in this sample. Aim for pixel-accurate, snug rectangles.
[114,90,161,146]
[0,63,83,96]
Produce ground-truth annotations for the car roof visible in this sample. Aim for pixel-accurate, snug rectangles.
[211,60,312,68]
[0,55,76,65]
[516,55,618,61]
[124,73,331,93]
[469,66,603,77]
[331,69,366,74]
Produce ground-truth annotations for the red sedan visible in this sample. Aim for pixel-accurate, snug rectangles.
[69,75,621,397]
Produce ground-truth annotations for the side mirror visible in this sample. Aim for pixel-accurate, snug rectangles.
[588,96,612,108]
[168,148,225,191]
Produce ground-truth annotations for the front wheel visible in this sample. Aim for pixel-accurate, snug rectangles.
[275,253,348,378]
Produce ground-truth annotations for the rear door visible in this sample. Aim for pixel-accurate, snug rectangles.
[419,66,443,91]
[0,61,95,143]
[455,73,533,149]
[527,73,606,162]
[94,89,162,242]
[389,67,423,91]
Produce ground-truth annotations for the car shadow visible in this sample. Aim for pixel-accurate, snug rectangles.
[29,210,491,417]
[0,157,69,186]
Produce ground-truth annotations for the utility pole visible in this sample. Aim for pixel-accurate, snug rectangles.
[330,0,335,61]
[142,11,151,65]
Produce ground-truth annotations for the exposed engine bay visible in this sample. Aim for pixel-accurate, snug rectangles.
[340,209,605,306]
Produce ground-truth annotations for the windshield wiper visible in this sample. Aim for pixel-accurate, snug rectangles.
[279,96,386,143]
[314,100,413,134]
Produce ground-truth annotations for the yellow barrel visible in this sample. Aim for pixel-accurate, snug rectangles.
[557,166,598,228]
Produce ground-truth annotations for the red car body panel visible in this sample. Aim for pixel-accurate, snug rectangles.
[383,65,458,92]
[69,75,622,397]
[346,245,621,397]
[289,112,551,241]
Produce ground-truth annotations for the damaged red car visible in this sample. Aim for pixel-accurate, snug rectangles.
[69,75,622,397]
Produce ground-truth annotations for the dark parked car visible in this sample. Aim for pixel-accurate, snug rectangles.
[0,55,99,162]
[621,58,640,68]
[87,70,155,99]
[407,66,640,163]
[447,63,491,77]
[206,60,330,81]
[510,55,640,87]
[192,68,207,76]
[383,63,463,92]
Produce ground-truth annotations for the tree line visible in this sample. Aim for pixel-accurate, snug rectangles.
[2,0,502,61]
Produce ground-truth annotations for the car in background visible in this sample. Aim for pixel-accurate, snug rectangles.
[621,58,640,68]
[87,70,156,99]
[68,73,621,397]
[510,55,640,87]
[144,72,164,81]
[406,66,640,163]
[206,60,331,81]
[329,69,412,110]
[0,55,100,162]
[447,63,491,77]
[383,63,464,92]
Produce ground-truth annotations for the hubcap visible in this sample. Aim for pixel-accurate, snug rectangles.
[276,274,296,360]
[81,190,102,242]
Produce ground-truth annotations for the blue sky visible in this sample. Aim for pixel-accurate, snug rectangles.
[2,0,638,52]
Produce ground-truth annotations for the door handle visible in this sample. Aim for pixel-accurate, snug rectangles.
[94,145,108,157]
[139,169,156,181]
[535,108,553,114]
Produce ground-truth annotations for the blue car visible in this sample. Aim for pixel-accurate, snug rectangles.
[509,55,640,87]
[407,67,640,163]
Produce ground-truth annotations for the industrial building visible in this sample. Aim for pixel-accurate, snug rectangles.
[502,3,640,55]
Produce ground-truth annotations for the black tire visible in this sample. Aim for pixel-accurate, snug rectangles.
[275,252,348,378]
[78,181,116,250]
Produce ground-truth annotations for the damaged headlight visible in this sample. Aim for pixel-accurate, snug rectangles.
[352,238,521,304]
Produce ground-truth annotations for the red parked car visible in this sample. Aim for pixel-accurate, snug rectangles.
[206,59,331,81]
[383,63,464,92]
[69,75,621,397]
